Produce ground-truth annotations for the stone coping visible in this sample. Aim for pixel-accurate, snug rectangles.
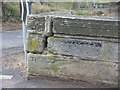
[28,11,119,21]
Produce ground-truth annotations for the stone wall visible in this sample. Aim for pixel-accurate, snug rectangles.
[26,13,119,86]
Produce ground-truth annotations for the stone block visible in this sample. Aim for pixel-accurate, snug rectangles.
[27,15,53,36]
[27,53,118,85]
[27,12,74,36]
[53,16,119,38]
[47,37,118,61]
[26,33,46,53]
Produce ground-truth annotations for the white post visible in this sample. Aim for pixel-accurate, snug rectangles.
[21,0,28,67]
[21,0,32,67]
[25,0,29,25]
[93,0,96,8]
[21,0,24,21]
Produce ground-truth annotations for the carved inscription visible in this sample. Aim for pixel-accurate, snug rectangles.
[31,57,37,61]
[64,40,102,47]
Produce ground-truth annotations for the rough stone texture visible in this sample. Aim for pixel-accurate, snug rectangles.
[44,16,53,36]
[26,14,119,85]
[48,37,118,62]
[26,33,46,53]
[37,11,75,16]
[54,34,119,43]
[27,15,53,36]
[27,15,45,33]
[27,12,74,36]
[27,53,118,85]
[53,16,119,38]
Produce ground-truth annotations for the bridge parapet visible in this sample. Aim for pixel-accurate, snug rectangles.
[26,13,119,86]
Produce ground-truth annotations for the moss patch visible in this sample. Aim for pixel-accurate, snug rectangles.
[26,34,44,53]
[46,64,59,73]
[32,37,39,51]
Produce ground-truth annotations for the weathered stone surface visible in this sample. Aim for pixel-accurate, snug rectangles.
[37,11,75,16]
[27,15,45,32]
[53,16,119,38]
[48,37,118,61]
[26,14,119,85]
[54,34,119,43]
[27,12,74,36]
[27,15,53,36]
[26,34,46,53]
[27,53,118,85]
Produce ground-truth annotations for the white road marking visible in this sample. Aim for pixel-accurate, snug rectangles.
[0,75,13,79]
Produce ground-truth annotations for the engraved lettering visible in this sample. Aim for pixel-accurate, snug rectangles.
[31,57,37,61]
[64,40,102,47]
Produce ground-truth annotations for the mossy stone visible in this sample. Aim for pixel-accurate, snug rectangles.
[26,34,46,53]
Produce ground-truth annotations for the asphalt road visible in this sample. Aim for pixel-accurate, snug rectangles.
[1,30,23,56]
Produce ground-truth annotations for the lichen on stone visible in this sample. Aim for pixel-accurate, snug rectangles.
[45,64,59,73]
[26,34,45,54]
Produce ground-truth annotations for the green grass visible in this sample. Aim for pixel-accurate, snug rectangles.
[53,2,74,9]
[96,1,110,3]
[95,10,106,16]
[49,7,59,11]
[75,10,92,16]
[32,3,61,14]
[2,2,112,23]
[2,2,21,22]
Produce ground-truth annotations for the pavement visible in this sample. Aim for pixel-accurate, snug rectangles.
[0,30,116,88]
[1,30,23,57]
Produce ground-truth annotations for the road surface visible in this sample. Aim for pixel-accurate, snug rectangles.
[1,30,23,56]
